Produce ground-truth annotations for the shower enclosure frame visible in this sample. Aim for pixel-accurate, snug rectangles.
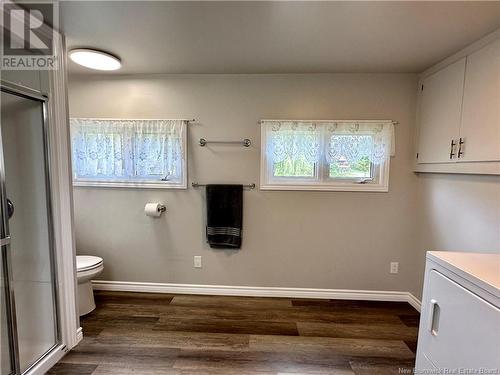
[1,80,61,375]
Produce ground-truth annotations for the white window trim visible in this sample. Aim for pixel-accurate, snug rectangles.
[71,118,188,189]
[72,180,188,189]
[259,120,393,192]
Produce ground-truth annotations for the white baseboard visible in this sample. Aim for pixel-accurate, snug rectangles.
[76,327,83,344]
[406,292,422,311]
[93,280,421,312]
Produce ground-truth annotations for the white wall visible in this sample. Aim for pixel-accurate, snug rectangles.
[414,173,500,294]
[417,173,500,253]
[68,73,424,296]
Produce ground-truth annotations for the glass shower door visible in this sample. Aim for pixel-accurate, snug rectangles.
[1,239,14,374]
[0,86,59,374]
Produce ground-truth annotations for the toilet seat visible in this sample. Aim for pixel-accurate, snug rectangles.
[76,255,104,316]
[77,255,103,272]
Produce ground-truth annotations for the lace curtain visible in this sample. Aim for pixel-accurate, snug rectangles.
[263,120,395,165]
[70,119,185,182]
[266,121,321,163]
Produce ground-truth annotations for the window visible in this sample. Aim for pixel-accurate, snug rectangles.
[260,120,394,192]
[70,118,187,188]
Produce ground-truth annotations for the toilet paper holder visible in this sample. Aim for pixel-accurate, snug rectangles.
[145,203,167,217]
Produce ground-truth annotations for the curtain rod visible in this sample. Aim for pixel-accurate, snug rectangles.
[259,119,398,125]
[71,117,196,123]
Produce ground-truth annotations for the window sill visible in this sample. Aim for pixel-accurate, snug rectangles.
[259,183,389,192]
[73,181,187,189]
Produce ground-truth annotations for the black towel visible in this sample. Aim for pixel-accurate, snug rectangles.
[206,184,243,249]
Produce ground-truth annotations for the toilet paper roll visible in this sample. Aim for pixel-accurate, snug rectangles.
[145,203,163,217]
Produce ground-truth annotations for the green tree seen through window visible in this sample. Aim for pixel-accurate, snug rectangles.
[274,156,314,177]
[330,156,371,178]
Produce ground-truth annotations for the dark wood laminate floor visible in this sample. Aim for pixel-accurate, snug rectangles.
[49,291,419,375]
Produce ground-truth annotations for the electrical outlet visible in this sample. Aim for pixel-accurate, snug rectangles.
[194,256,202,268]
[390,262,399,274]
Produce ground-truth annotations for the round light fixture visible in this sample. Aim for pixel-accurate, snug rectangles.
[69,49,121,71]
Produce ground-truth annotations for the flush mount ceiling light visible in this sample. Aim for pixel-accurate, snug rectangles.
[69,49,121,71]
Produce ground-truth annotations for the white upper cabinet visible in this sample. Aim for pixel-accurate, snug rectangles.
[415,32,500,175]
[459,38,500,163]
[417,58,465,164]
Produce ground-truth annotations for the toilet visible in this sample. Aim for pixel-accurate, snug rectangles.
[76,255,104,316]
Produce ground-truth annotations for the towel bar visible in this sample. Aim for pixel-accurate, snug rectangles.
[192,182,256,189]
[199,138,251,147]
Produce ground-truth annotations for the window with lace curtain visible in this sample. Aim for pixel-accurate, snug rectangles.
[70,118,187,188]
[260,120,395,192]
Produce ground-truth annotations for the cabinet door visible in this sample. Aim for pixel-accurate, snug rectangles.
[418,270,500,370]
[417,58,465,164]
[459,39,500,162]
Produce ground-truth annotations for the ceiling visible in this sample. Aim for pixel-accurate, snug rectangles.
[61,1,500,75]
